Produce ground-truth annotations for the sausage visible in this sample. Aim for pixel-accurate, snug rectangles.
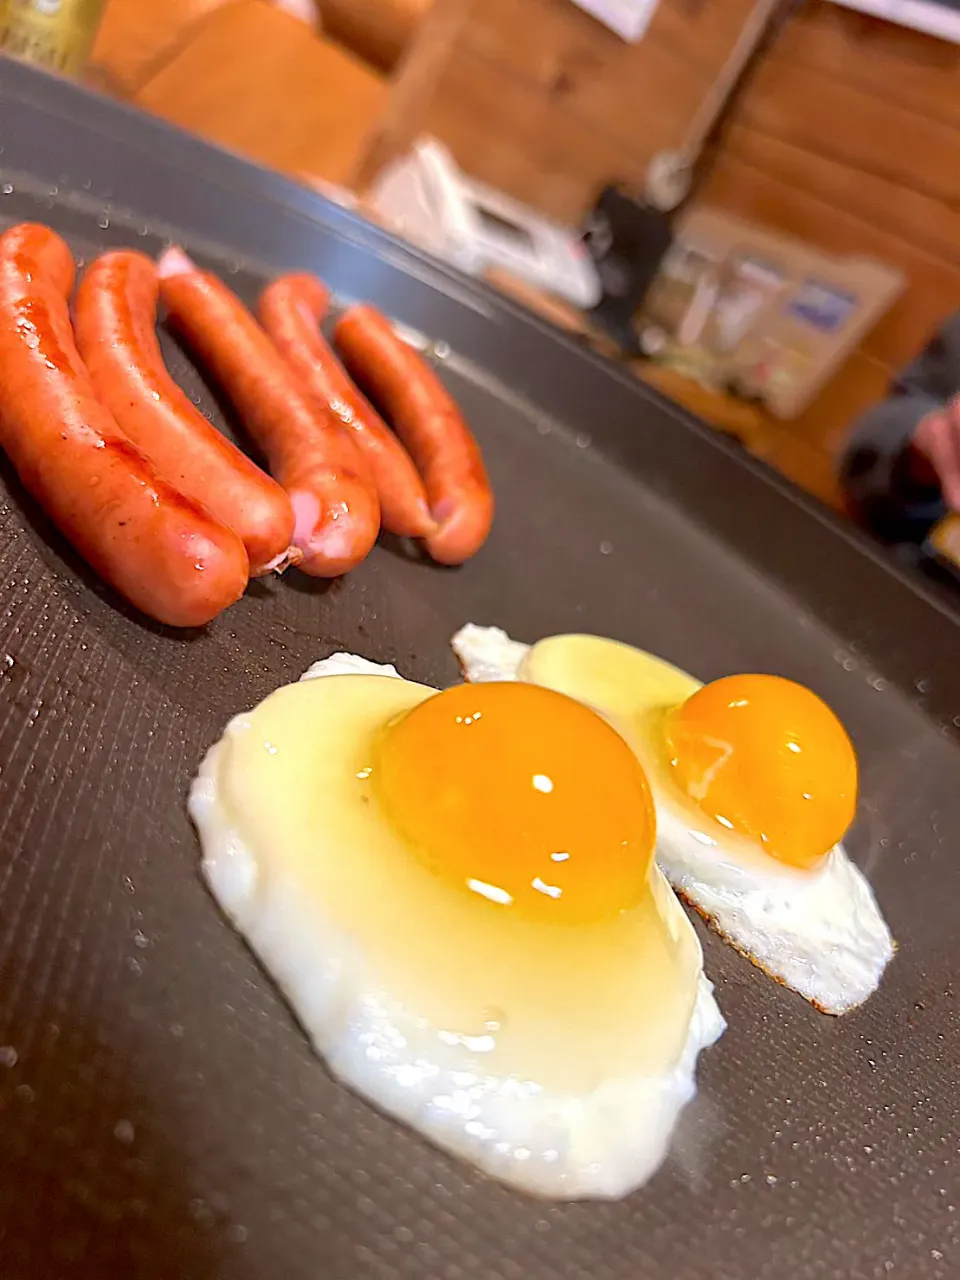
[157,248,379,577]
[333,305,493,564]
[74,250,298,576]
[0,224,248,628]
[258,273,434,540]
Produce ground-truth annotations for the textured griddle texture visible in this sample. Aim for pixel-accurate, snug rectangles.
[0,187,957,1280]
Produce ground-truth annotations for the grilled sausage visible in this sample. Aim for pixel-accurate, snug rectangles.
[334,304,493,564]
[158,248,379,577]
[75,249,297,575]
[259,273,434,540]
[0,224,248,627]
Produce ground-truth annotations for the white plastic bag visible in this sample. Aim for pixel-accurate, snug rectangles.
[569,0,660,41]
[270,0,318,23]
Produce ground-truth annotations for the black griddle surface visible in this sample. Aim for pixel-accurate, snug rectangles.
[0,58,958,1280]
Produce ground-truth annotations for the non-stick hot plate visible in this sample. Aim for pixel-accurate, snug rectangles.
[0,58,957,1280]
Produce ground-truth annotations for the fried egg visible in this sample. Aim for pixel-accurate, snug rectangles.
[452,625,894,1015]
[189,652,724,1199]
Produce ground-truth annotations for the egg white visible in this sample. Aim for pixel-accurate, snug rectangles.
[189,652,725,1199]
[452,624,895,1015]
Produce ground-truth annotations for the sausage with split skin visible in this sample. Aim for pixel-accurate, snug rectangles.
[333,305,494,565]
[0,223,248,628]
[74,250,298,576]
[258,273,434,540]
[158,248,379,577]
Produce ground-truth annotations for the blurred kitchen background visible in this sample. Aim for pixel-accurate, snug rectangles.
[3,0,959,520]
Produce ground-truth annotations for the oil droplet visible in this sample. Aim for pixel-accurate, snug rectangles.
[113,1119,135,1145]
[98,216,110,229]
[225,1224,249,1244]
[0,1045,18,1067]
[133,930,149,949]
[1,184,13,196]
[575,432,591,449]
[189,1198,214,1225]
[599,541,613,555]
[14,1083,35,1102]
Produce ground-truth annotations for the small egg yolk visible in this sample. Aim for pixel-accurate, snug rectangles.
[374,681,656,924]
[665,673,858,870]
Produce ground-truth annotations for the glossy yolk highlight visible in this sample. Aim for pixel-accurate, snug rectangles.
[375,682,656,924]
[665,674,858,871]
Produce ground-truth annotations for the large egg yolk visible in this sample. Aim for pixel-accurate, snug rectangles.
[665,673,857,871]
[375,681,656,924]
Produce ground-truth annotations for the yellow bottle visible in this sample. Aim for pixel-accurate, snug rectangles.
[1,0,107,78]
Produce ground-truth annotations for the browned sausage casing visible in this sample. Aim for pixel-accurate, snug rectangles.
[334,305,494,564]
[258,273,434,540]
[0,224,248,627]
[75,250,297,576]
[158,248,379,577]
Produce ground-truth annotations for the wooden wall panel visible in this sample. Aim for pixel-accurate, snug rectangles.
[421,46,654,221]
[460,0,763,105]
[462,0,632,84]
[703,0,960,377]
[356,0,477,184]
[735,56,960,206]
[372,0,764,223]
[317,0,430,72]
[648,0,771,70]
[721,125,960,264]
[459,0,711,158]
[775,3,960,127]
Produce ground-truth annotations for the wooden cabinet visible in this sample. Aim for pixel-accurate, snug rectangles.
[122,2,388,188]
[90,0,233,95]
